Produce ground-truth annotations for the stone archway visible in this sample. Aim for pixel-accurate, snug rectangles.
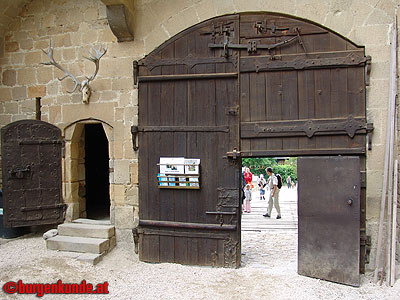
[63,118,114,222]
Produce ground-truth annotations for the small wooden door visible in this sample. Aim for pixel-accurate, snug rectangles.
[1,120,64,227]
[297,156,360,286]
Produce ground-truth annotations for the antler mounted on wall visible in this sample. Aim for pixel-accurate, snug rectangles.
[41,41,107,103]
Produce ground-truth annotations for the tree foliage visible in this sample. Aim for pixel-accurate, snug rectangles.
[242,157,297,182]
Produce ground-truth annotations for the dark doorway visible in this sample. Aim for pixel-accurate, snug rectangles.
[85,124,110,220]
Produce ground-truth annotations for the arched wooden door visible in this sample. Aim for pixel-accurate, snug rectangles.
[137,13,370,283]
[1,120,64,227]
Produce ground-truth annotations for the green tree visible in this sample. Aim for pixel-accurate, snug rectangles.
[242,158,277,176]
[242,157,297,183]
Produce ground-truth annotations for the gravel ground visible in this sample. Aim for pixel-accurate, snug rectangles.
[1,227,400,300]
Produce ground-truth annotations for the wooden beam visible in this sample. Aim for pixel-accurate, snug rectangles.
[390,160,398,286]
[240,148,365,157]
[138,72,238,82]
[139,219,237,231]
[374,17,398,284]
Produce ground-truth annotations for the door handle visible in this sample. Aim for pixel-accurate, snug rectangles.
[347,199,353,206]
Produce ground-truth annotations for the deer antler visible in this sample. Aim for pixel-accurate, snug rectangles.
[41,41,81,93]
[81,44,107,90]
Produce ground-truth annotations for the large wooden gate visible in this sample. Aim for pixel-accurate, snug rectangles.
[136,13,371,278]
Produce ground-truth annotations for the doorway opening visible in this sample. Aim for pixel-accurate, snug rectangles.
[84,123,110,220]
[241,157,298,271]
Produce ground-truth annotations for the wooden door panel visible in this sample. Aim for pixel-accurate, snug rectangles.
[1,120,64,227]
[138,14,240,267]
[297,156,360,286]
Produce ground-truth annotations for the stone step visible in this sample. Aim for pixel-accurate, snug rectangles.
[58,223,115,239]
[46,235,109,254]
[77,252,104,265]
[72,218,111,225]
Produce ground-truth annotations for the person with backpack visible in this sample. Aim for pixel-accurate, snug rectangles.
[263,167,282,219]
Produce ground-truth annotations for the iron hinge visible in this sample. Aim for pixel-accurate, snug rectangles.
[366,123,374,150]
[132,228,139,254]
[360,234,372,264]
[62,139,66,158]
[133,60,139,86]
[365,55,372,86]
[131,125,139,151]
[360,171,366,188]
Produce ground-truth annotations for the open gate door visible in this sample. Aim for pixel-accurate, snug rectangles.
[136,16,241,267]
[1,120,64,227]
[298,156,360,286]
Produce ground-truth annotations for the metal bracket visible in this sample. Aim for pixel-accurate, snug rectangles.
[365,55,372,86]
[254,20,289,34]
[361,235,372,264]
[226,105,239,116]
[226,148,241,160]
[132,228,139,254]
[295,27,307,54]
[133,60,138,86]
[366,123,374,150]
[61,139,66,158]
[209,34,299,55]
[131,125,139,151]
[9,165,31,179]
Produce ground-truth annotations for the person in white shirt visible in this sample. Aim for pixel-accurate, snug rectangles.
[263,167,281,219]
[258,174,267,200]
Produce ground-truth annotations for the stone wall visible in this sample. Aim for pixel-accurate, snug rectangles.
[0,0,399,269]
[0,0,142,238]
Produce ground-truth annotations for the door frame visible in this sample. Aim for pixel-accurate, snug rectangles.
[240,152,366,276]
[62,118,114,221]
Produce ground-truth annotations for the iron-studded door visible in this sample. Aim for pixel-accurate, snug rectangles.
[1,120,64,227]
[136,15,241,267]
[297,156,360,286]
